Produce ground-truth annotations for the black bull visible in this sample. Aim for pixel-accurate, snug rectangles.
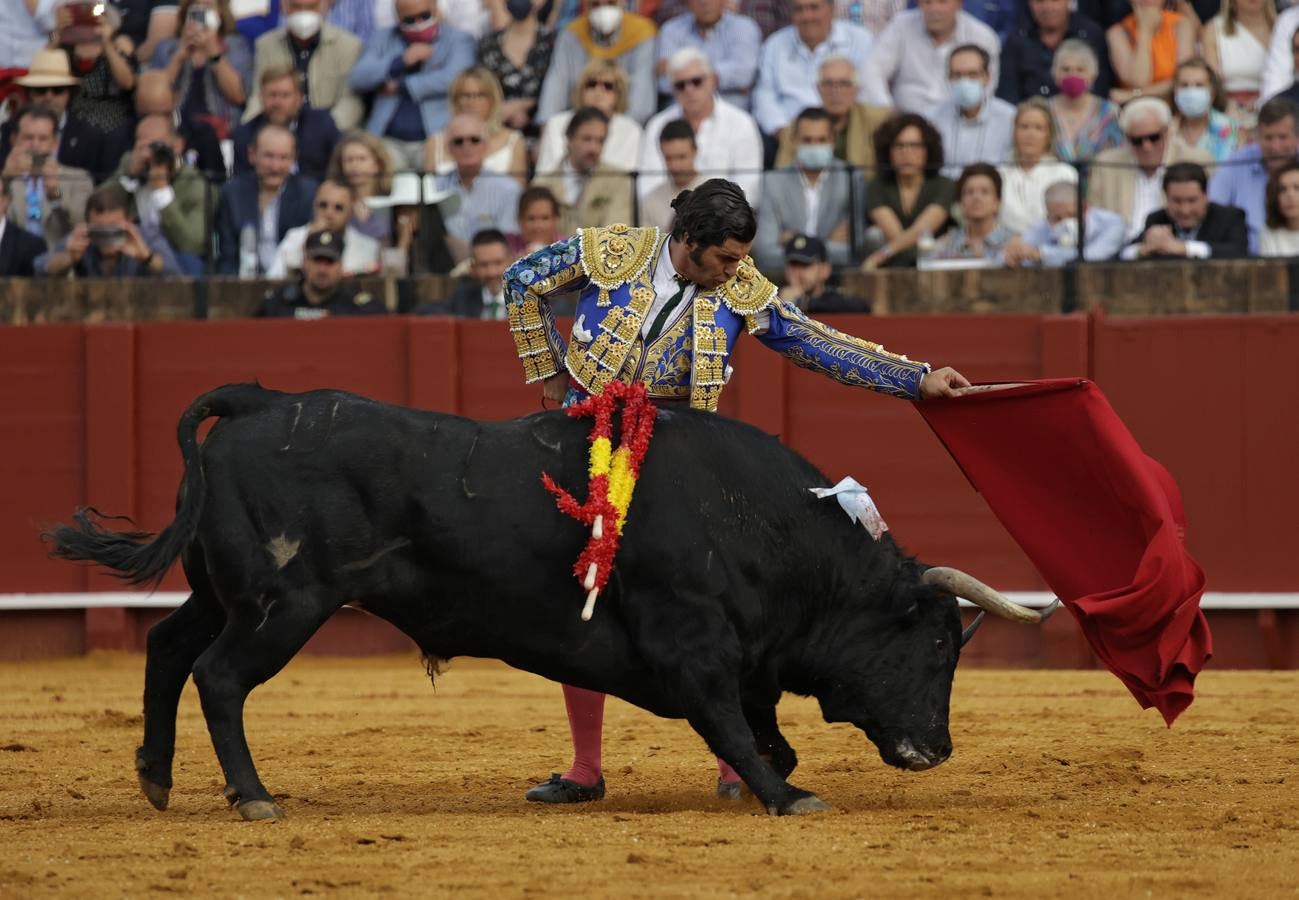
[46,384,1052,819]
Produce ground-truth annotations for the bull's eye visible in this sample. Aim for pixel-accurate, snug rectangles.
[934,638,946,651]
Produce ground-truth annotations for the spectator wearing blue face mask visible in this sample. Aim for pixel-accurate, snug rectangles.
[1170,58,1241,164]
[753,107,865,273]
[933,43,1016,178]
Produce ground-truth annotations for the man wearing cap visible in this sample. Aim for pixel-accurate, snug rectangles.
[256,229,386,318]
[779,233,863,312]
[2,106,94,247]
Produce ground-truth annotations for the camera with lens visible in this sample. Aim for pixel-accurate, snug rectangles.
[149,140,176,173]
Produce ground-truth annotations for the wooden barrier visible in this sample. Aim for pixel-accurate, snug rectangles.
[0,313,1296,664]
[1,261,1294,323]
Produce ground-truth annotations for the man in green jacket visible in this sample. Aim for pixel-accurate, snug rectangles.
[100,115,219,275]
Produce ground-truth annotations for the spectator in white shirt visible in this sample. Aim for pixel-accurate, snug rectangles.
[268,177,382,277]
[997,97,1078,233]
[862,0,1001,117]
[638,119,706,228]
[536,59,644,173]
[751,0,874,137]
[637,48,763,205]
[934,43,1017,177]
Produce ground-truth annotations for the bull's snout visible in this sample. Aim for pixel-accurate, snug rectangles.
[889,737,951,772]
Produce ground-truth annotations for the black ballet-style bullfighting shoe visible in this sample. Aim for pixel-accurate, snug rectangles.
[525,773,607,803]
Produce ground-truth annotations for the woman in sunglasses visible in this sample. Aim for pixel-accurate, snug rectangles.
[535,58,642,174]
[423,67,528,186]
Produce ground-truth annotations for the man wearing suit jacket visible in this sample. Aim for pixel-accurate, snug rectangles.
[244,0,364,130]
[214,125,318,275]
[231,67,341,182]
[348,0,477,172]
[2,107,94,248]
[753,107,863,274]
[1120,162,1249,261]
[415,229,512,318]
[531,107,633,235]
[0,190,48,276]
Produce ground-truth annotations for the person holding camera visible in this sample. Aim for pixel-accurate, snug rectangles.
[35,183,181,277]
[53,0,138,176]
[2,107,94,247]
[102,113,219,275]
[149,0,253,139]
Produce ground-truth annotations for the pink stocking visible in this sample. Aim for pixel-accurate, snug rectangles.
[560,684,605,786]
[717,757,741,784]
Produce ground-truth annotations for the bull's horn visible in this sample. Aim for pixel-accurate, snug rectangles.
[922,567,1058,624]
[960,611,986,646]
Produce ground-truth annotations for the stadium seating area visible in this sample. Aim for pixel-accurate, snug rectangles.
[3,0,1299,317]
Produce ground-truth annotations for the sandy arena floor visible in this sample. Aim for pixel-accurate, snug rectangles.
[0,653,1296,899]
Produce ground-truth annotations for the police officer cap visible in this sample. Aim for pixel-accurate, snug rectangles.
[305,229,345,262]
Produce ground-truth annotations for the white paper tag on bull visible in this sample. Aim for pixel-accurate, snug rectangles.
[809,477,889,540]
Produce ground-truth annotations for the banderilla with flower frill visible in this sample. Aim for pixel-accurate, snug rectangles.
[540,381,658,621]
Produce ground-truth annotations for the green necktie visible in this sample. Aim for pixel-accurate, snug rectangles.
[645,276,691,343]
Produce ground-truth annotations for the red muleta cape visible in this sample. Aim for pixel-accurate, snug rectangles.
[917,378,1212,726]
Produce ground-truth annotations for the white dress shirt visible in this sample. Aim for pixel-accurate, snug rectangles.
[997,159,1077,234]
[1128,168,1167,241]
[751,20,875,134]
[267,224,382,277]
[1260,6,1299,102]
[643,238,697,340]
[636,97,764,205]
[862,10,1001,117]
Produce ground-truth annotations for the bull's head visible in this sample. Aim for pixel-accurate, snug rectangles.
[814,565,1057,773]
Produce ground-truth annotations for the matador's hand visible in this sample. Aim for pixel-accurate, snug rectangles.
[918,367,972,400]
[542,372,568,405]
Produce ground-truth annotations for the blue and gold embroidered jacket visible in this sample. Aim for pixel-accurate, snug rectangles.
[503,224,930,411]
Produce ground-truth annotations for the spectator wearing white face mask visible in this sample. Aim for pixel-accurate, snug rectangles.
[933,43,1016,178]
[1171,57,1240,164]
[1004,179,1127,266]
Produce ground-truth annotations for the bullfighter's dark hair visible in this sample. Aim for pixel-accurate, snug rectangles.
[956,163,1002,200]
[1163,161,1207,194]
[1266,159,1299,229]
[872,113,945,182]
[658,118,696,146]
[669,178,756,247]
[565,105,609,140]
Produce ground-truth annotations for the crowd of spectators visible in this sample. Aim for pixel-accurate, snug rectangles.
[4,0,1299,316]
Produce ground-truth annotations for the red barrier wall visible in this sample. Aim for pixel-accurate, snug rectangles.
[1,314,1296,662]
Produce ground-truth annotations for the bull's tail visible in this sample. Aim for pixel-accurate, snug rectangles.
[44,383,282,589]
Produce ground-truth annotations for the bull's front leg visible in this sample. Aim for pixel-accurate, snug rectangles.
[745,703,798,780]
[681,695,828,816]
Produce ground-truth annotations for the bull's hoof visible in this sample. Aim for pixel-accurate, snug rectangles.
[237,800,284,821]
[138,773,171,811]
[770,794,832,816]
